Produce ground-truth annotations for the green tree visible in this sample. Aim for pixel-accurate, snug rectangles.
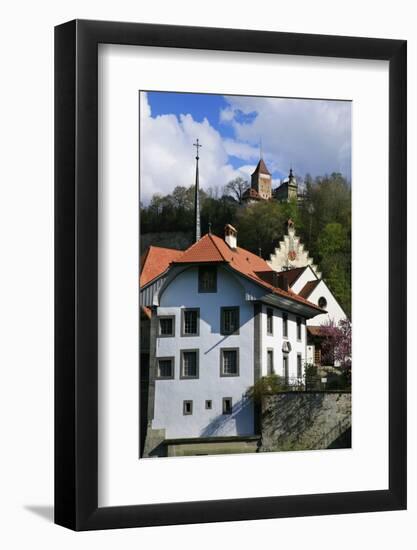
[317,223,348,257]
[236,201,287,258]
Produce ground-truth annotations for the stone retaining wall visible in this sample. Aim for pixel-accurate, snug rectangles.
[260,392,351,452]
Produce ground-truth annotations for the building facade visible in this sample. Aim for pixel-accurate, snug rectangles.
[267,222,348,367]
[140,227,324,456]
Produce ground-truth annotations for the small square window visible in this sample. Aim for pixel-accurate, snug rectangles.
[221,307,240,335]
[181,350,199,378]
[198,266,217,293]
[182,309,199,336]
[222,397,232,415]
[205,400,212,410]
[158,316,174,337]
[157,358,174,379]
[183,400,193,415]
[221,349,239,376]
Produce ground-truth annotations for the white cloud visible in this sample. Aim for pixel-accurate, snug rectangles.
[219,106,234,123]
[222,139,259,161]
[221,95,351,180]
[140,93,252,204]
[140,92,351,205]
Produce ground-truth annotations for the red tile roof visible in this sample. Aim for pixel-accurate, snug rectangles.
[252,158,271,176]
[307,326,327,337]
[299,279,321,298]
[174,234,226,263]
[172,234,323,312]
[140,245,184,287]
[277,266,307,287]
[139,234,324,312]
[242,187,262,200]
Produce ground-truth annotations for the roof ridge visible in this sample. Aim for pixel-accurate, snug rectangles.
[176,234,209,259]
[208,233,230,262]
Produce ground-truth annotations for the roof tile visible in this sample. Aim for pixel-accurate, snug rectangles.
[140,246,184,287]
[139,234,324,312]
[298,279,321,298]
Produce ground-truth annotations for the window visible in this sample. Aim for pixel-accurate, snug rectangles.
[283,354,289,384]
[267,308,273,335]
[157,357,174,379]
[158,316,174,337]
[181,308,199,336]
[267,349,274,375]
[296,317,302,340]
[297,353,303,379]
[205,400,212,410]
[183,400,193,415]
[198,266,217,292]
[222,397,233,415]
[282,313,288,338]
[220,348,239,376]
[180,349,199,379]
[318,296,327,309]
[221,307,240,335]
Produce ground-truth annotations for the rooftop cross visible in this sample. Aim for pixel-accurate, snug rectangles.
[193,138,202,159]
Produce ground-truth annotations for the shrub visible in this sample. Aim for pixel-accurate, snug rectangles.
[247,374,286,403]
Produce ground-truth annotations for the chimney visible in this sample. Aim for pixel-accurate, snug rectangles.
[224,224,237,249]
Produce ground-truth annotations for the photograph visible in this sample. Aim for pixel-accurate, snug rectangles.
[139,91,352,458]
[0,0,409,542]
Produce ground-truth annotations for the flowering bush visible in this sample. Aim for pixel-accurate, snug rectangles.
[321,318,352,370]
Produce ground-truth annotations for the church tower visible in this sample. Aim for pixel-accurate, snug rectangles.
[274,167,298,202]
[250,158,272,200]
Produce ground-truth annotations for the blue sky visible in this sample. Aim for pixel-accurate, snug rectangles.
[140,91,351,204]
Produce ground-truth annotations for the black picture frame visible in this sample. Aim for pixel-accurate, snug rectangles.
[55,19,407,531]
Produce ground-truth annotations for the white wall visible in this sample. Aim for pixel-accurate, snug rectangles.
[154,266,255,438]
[290,265,317,294]
[306,280,347,326]
[261,305,306,379]
[1,2,416,550]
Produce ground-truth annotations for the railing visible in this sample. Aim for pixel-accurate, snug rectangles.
[249,372,351,403]
[270,375,351,392]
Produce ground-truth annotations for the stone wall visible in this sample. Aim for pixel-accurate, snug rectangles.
[260,392,351,452]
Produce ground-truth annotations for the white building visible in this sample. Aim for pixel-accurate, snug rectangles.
[267,221,348,367]
[140,225,324,456]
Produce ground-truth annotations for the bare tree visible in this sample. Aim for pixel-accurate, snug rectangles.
[225,177,249,204]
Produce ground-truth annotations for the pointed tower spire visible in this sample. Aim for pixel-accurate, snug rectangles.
[193,139,202,242]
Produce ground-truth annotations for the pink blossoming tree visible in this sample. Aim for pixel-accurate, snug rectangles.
[321,318,352,370]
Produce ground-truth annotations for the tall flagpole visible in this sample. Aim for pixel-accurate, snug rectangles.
[193,139,202,242]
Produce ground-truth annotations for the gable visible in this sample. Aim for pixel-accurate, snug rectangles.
[288,265,318,294]
[305,279,347,325]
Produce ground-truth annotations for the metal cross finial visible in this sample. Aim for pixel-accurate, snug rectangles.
[208,221,212,234]
[193,138,202,159]
[260,137,263,159]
